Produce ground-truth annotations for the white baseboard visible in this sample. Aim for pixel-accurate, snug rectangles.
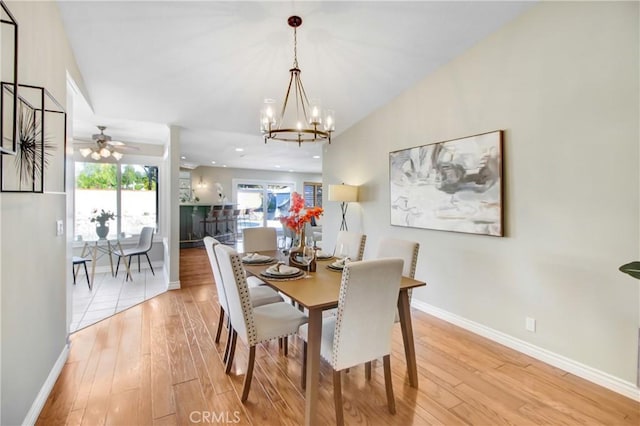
[411,299,640,402]
[22,344,69,425]
[167,280,181,290]
[90,260,163,275]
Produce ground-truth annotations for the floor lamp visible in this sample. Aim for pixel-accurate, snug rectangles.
[328,184,358,231]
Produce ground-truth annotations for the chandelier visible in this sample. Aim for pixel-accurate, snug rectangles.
[260,16,334,146]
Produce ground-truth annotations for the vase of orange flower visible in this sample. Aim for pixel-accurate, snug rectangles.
[279,192,323,270]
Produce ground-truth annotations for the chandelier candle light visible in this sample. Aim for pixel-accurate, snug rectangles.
[261,16,335,146]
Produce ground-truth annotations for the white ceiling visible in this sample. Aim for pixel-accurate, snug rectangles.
[58,1,534,173]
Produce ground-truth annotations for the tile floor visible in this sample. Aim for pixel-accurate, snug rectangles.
[71,265,166,332]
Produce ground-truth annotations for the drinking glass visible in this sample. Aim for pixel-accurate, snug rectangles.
[278,236,288,254]
[337,243,349,260]
[302,246,315,278]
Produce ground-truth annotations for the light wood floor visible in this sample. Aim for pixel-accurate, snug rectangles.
[37,247,639,425]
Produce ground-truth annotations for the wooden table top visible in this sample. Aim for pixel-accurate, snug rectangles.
[242,250,426,311]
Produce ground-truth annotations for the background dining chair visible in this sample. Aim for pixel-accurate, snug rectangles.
[204,237,283,366]
[72,256,92,289]
[114,226,155,279]
[365,237,420,378]
[298,258,403,425]
[334,230,366,261]
[242,227,277,253]
[214,244,308,402]
[376,238,419,280]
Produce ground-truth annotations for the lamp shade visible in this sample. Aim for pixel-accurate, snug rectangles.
[328,184,358,202]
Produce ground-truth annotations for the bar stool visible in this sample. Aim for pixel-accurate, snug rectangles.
[228,209,241,243]
[222,206,234,242]
[211,205,224,236]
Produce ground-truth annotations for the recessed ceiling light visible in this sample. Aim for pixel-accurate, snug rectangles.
[235,148,244,152]
[211,161,216,164]
[274,165,281,168]
[312,155,320,159]
[288,169,294,172]
[222,165,227,168]
[181,156,186,160]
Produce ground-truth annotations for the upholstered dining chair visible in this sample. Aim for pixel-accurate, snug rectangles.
[334,230,367,261]
[363,237,421,378]
[203,237,283,366]
[214,244,308,402]
[114,226,155,279]
[242,227,277,253]
[298,258,404,425]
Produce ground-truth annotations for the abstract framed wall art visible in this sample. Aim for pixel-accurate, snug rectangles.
[389,130,503,236]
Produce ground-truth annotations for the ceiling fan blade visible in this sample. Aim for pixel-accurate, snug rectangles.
[111,145,140,152]
[107,140,125,146]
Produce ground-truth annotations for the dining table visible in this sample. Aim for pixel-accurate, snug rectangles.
[242,250,426,426]
[79,237,133,285]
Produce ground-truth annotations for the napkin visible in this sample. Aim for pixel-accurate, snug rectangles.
[331,257,350,268]
[266,263,299,276]
[242,253,272,262]
[316,250,332,259]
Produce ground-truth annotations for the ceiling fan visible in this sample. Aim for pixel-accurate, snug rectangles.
[78,126,137,161]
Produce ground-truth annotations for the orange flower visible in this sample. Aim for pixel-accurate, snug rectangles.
[279,192,323,233]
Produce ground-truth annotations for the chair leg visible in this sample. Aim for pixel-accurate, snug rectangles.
[145,253,155,275]
[138,254,141,272]
[383,354,396,414]
[126,256,133,280]
[225,329,237,374]
[72,264,77,285]
[301,342,307,390]
[223,321,232,364]
[283,336,288,357]
[115,256,121,276]
[83,261,91,290]
[333,370,344,426]
[365,361,372,380]
[241,346,256,402]
[215,308,225,343]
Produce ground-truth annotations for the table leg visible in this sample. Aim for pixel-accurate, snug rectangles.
[107,241,115,276]
[304,308,322,426]
[90,243,98,288]
[398,289,418,388]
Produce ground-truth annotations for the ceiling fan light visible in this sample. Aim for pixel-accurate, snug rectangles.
[79,147,92,157]
[111,151,123,161]
[90,151,101,161]
[100,147,111,158]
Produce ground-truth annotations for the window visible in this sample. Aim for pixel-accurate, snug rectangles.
[233,180,295,234]
[75,162,158,240]
[303,182,322,208]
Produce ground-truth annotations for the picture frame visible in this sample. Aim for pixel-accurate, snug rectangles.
[0,0,19,155]
[0,84,66,193]
[389,130,504,237]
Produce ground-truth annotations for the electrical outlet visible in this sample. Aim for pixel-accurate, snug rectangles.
[56,219,63,236]
[526,317,536,332]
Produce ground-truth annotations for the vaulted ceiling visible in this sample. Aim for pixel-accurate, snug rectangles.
[59,1,533,173]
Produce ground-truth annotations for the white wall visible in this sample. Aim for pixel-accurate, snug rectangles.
[323,2,639,386]
[0,1,89,424]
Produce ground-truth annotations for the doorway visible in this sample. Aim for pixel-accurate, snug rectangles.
[232,179,295,237]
